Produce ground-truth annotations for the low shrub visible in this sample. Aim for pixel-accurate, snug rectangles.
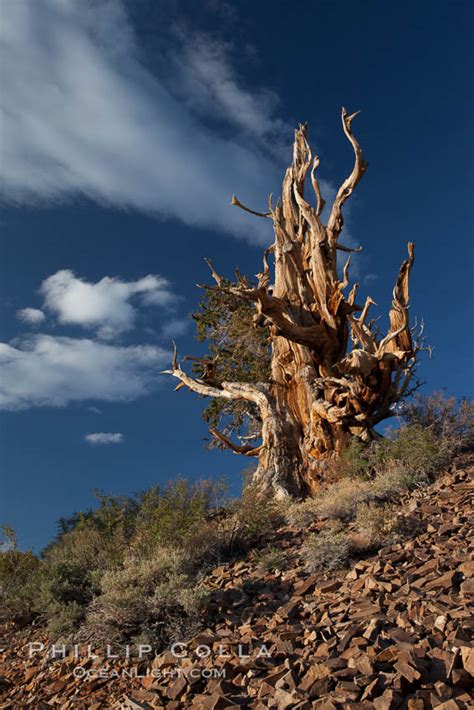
[336,425,447,485]
[337,439,374,481]
[131,478,227,558]
[285,498,321,528]
[349,502,399,554]
[334,394,474,487]
[313,479,372,522]
[230,484,285,550]
[0,541,39,623]
[401,391,474,454]
[303,528,351,572]
[374,425,444,481]
[45,601,86,638]
[35,560,99,635]
[80,549,207,647]
[201,485,284,562]
[286,479,375,528]
[253,545,287,572]
[372,462,418,498]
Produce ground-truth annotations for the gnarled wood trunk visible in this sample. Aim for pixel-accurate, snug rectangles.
[166,110,424,498]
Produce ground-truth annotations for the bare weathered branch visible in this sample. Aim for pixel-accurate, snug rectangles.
[204,257,224,287]
[256,245,274,289]
[380,242,415,354]
[326,108,368,245]
[310,155,326,216]
[336,243,363,253]
[231,195,272,218]
[339,256,351,290]
[210,428,261,456]
[358,296,376,326]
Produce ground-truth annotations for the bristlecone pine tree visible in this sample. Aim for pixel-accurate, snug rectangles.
[165,109,425,498]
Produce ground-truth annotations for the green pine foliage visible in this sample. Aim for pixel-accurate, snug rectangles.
[192,280,270,448]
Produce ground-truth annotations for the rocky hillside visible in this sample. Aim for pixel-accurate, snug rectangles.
[1,454,473,709]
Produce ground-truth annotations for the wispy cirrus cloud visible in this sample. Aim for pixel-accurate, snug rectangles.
[0,0,292,242]
[165,32,290,155]
[85,432,124,445]
[0,335,168,410]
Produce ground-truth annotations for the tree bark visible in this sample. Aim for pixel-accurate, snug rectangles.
[165,109,425,498]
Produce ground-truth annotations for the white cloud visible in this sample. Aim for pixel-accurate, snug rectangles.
[85,432,124,445]
[16,307,45,325]
[0,0,288,243]
[161,318,190,338]
[0,335,168,410]
[40,269,174,337]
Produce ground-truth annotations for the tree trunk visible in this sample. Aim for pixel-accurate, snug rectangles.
[166,109,425,498]
[265,341,342,496]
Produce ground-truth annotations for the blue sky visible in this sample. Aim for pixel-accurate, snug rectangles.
[0,0,473,551]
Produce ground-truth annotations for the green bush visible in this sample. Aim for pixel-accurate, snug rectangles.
[0,546,39,623]
[401,392,474,453]
[337,422,454,486]
[34,560,99,635]
[45,601,86,638]
[336,394,474,487]
[131,478,227,559]
[374,425,444,481]
[337,438,374,480]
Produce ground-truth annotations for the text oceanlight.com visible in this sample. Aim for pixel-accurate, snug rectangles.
[73,666,228,680]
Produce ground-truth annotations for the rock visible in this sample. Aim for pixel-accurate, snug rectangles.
[460,646,474,676]
[407,700,424,709]
[458,560,474,577]
[393,660,421,684]
[424,571,457,591]
[434,614,448,631]
[273,688,300,709]
[190,693,238,709]
[373,689,403,710]
[294,574,319,596]
[123,697,153,709]
[460,578,474,595]
[317,579,341,594]
[166,676,187,700]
